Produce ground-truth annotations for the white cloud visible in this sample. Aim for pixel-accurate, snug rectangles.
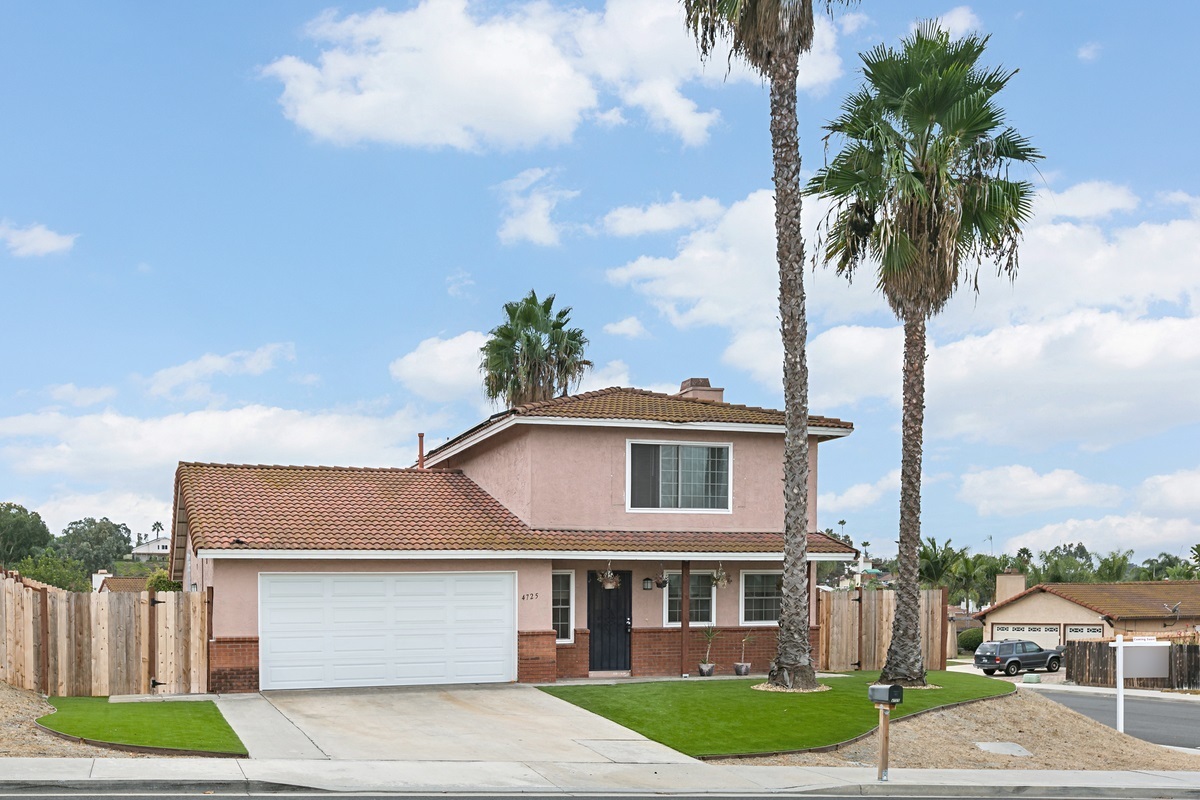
[496,168,579,246]
[935,6,982,37]
[819,469,900,513]
[34,491,172,541]
[1077,42,1102,62]
[0,221,77,257]
[48,384,117,408]
[603,316,648,339]
[146,343,296,402]
[263,1,597,151]
[389,331,488,404]
[445,270,475,298]
[1036,181,1138,220]
[577,359,677,395]
[809,325,902,408]
[1138,467,1200,515]
[839,12,871,35]
[603,193,723,236]
[264,0,842,150]
[1005,514,1200,562]
[959,465,1123,516]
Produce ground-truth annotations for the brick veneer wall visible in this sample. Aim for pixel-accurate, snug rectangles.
[209,637,259,693]
[632,626,821,676]
[555,629,590,679]
[517,630,558,683]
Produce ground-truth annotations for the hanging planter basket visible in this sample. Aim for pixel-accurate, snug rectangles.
[713,562,730,589]
[598,561,620,590]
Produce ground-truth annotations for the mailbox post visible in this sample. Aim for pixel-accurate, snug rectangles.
[868,684,903,781]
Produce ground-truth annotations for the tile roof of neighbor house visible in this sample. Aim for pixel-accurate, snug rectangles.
[977,581,1200,620]
[100,576,149,592]
[171,463,856,556]
[426,386,854,461]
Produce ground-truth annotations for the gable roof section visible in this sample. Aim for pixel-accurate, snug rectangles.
[426,387,853,465]
[977,581,1200,621]
[169,463,856,572]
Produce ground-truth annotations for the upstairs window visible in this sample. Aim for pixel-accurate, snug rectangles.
[629,442,730,511]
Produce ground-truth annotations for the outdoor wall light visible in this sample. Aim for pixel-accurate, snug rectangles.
[643,577,654,590]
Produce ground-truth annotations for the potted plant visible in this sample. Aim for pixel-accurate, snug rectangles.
[598,562,620,590]
[653,564,668,588]
[734,631,754,676]
[698,625,720,676]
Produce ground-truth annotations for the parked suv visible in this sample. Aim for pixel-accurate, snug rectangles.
[974,639,1063,676]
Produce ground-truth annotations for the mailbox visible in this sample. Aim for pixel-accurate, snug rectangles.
[868,684,903,705]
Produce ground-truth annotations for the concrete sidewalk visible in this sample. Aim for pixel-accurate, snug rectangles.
[1,757,1199,795]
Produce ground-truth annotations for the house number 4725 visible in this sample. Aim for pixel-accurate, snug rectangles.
[521,592,539,601]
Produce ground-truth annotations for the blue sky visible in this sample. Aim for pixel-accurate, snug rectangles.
[2,1,1198,564]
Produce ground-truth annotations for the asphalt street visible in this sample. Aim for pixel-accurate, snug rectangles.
[1038,689,1200,749]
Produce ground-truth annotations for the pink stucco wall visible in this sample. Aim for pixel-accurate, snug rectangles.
[448,423,821,532]
[209,557,553,638]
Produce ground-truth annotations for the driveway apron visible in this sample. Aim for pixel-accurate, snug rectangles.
[248,683,693,763]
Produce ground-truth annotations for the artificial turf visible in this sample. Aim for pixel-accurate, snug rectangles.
[541,670,1012,757]
[39,697,248,755]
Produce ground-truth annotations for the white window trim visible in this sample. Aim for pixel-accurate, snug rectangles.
[626,439,734,514]
[739,570,783,627]
[552,570,575,644]
[662,570,717,627]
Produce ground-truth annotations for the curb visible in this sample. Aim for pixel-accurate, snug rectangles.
[34,721,247,759]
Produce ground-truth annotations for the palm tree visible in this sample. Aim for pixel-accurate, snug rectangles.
[151,520,164,538]
[682,0,824,691]
[1095,549,1134,582]
[918,536,963,587]
[952,553,989,611]
[480,290,591,408]
[806,24,1041,685]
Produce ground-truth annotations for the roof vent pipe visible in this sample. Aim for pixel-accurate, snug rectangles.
[418,432,425,469]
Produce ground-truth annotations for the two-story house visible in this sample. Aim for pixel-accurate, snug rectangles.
[169,379,855,692]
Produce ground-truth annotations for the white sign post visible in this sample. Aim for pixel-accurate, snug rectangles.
[1108,634,1170,733]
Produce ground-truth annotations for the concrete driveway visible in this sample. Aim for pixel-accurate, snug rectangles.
[216,683,694,764]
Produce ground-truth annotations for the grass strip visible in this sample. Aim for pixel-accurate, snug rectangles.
[39,697,248,755]
[542,670,1012,757]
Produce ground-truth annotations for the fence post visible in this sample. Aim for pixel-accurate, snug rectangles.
[147,593,157,693]
[38,587,49,696]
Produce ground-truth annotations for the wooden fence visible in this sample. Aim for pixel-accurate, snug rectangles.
[0,570,209,696]
[818,587,950,672]
[1064,640,1200,690]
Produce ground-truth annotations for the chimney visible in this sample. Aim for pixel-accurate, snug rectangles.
[674,377,724,403]
[417,433,425,469]
[995,572,1026,604]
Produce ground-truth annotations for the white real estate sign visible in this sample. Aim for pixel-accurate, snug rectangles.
[259,572,517,691]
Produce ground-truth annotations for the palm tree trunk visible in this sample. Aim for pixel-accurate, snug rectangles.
[766,52,818,692]
[880,315,928,686]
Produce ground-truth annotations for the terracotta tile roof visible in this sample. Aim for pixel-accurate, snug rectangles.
[100,576,148,592]
[175,463,538,552]
[530,529,857,555]
[427,386,853,461]
[172,463,856,559]
[977,581,1200,620]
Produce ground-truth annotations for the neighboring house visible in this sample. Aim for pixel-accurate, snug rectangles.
[100,576,148,592]
[131,535,172,562]
[169,379,857,693]
[975,574,1200,648]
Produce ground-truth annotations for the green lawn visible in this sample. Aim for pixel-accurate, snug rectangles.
[39,697,248,755]
[541,671,1012,757]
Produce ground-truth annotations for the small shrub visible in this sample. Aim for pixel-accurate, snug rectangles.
[13,550,89,592]
[145,569,183,593]
[958,627,984,653]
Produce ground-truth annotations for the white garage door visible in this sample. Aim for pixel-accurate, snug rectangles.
[992,624,1060,649]
[259,572,516,691]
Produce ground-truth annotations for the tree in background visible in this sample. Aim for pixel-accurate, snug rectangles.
[56,517,133,575]
[918,537,964,587]
[1095,549,1135,582]
[480,290,591,408]
[1190,544,1200,568]
[146,569,183,593]
[13,550,89,592]
[1136,551,1185,581]
[807,24,1040,686]
[952,552,990,611]
[682,0,832,692]
[151,520,164,538]
[0,502,52,567]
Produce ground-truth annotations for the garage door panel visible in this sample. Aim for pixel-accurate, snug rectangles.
[993,624,1060,649]
[260,572,516,690]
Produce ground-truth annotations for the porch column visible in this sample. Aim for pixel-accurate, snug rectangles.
[680,560,690,677]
